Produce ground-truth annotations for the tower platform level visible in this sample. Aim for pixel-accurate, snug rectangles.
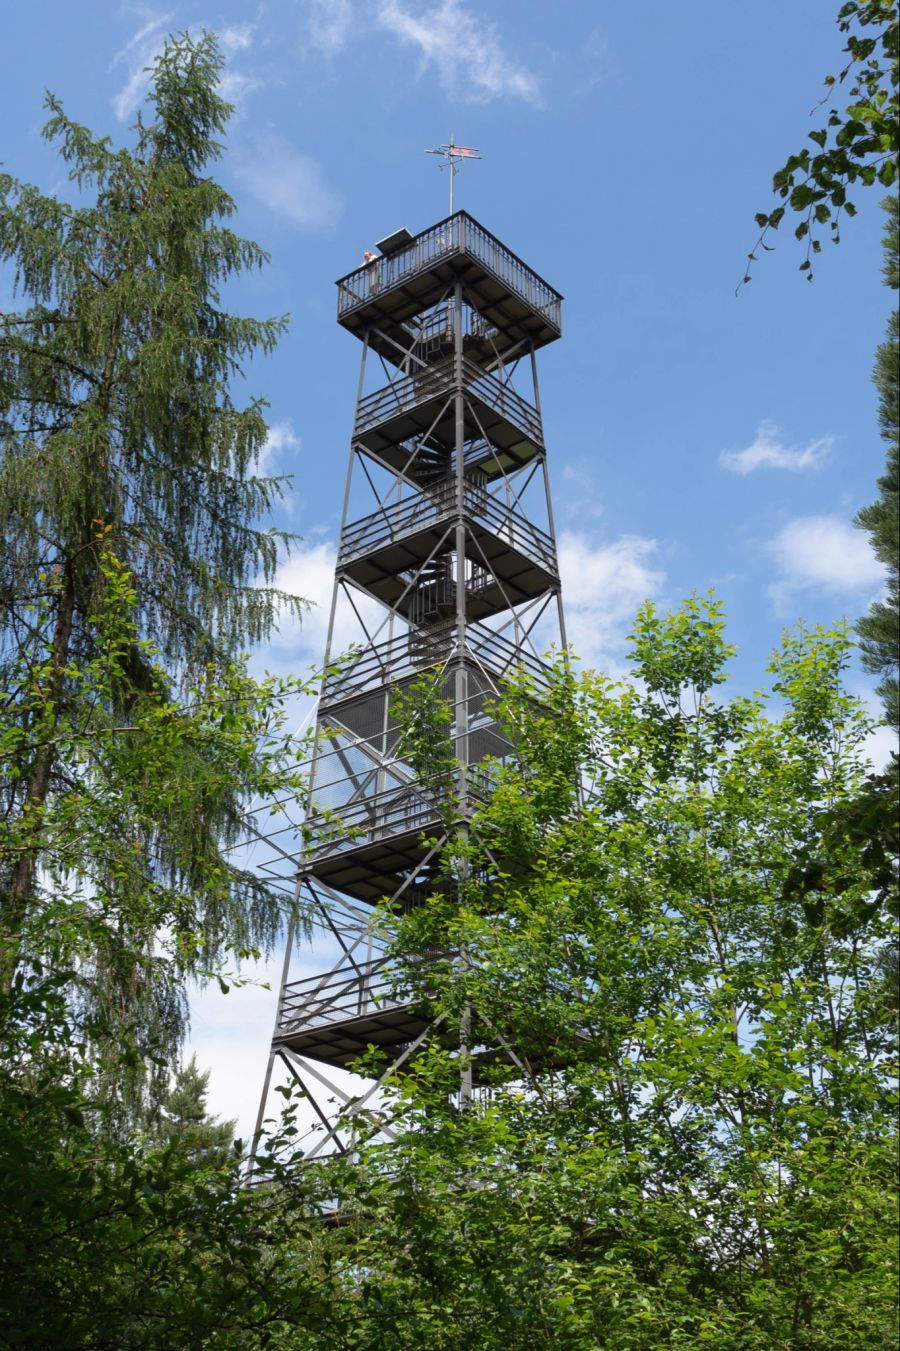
[337,212,563,364]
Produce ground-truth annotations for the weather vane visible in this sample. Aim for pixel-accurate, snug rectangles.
[425,138,482,214]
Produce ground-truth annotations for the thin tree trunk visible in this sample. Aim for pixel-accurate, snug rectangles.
[1,557,76,988]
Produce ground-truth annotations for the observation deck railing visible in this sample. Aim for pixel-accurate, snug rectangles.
[354,355,543,448]
[339,483,557,575]
[306,782,441,860]
[306,767,494,861]
[277,957,395,1038]
[336,212,562,333]
[320,621,552,708]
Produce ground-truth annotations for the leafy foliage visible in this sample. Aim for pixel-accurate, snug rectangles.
[337,598,900,1348]
[744,0,898,282]
[2,596,895,1348]
[856,194,899,740]
[0,971,346,1350]
[0,529,311,1111]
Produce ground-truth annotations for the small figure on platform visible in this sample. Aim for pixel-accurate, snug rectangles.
[362,248,381,293]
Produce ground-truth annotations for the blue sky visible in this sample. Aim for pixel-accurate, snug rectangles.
[2,0,894,1133]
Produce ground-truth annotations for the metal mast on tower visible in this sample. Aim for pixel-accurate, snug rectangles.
[252,213,566,1159]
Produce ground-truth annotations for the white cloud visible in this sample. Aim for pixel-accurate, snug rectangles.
[767,514,884,611]
[220,22,255,55]
[306,0,355,56]
[377,0,542,104]
[863,720,898,773]
[268,540,385,667]
[560,462,605,520]
[720,420,833,476]
[218,68,261,111]
[234,134,343,231]
[556,530,665,668]
[269,541,337,659]
[111,11,173,121]
[258,420,301,476]
[186,959,282,1141]
[111,14,259,122]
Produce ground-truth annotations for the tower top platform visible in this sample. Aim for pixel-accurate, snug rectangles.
[336,212,562,361]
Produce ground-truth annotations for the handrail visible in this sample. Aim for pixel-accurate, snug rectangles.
[277,951,450,1038]
[467,621,553,690]
[354,355,543,447]
[339,481,556,574]
[461,356,543,443]
[278,958,395,1034]
[336,212,562,330]
[321,632,427,704]
[305,782,443,857]
[355,360,455,434]
[319,620,553,706]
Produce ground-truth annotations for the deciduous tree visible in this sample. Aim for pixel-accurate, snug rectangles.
[856,194,899,742]
[318,598,900,1348]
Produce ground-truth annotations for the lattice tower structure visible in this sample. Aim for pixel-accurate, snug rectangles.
[252,213,566,1160]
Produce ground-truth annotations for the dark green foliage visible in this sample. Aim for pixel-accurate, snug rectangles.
[145,1053,236,1162]
[0,34,309,1075]
[745,0,898,282]
[856,194,899,741]
[1,598,895,1348]
[0,974,340,1351]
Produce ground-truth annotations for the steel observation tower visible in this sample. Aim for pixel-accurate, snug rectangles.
[253,212,567,1158]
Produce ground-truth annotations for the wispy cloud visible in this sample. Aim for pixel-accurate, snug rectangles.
[187,948,381,1146]
[111,12,260,122]
[377,0,542,104]
[269,541,384,667]
[220,22,255,55]
[557,531,665,669]
[561,461,605,520]
[767,513,883,612]
[258,420,300,477]
[234,133,343,231]
[306,0,355,56]
[720,420,833,476]
[111,10,173,121]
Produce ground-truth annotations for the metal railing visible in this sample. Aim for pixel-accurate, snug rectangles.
[306,783,443,859]
[354,355,543,448]
[321,632,433,706]
[336,212,562,332]
[278,957,396,1036]
[305,759,500,859]
[319,620,553,708]
[466,620,554,691]
[408,305,500,365]
[340,482,454,562]
[339,482,556,575]
[355,360,454,436]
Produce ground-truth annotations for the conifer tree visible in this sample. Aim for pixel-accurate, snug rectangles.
[0,35,305,1044]
[147,1054,235,1162]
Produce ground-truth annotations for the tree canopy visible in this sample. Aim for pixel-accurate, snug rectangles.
[856,194,899,740]
[281,599,899,1349]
